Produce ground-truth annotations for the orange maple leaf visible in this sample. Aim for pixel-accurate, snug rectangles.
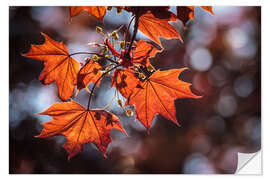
[200,6,214,15]
[22,33,80,101]
[136,7,183,47]
[132,40,161,66]
[111,69,141,100]
[76,59,102,95]
[70,6,107,22]
[177,6,214,26]
[36,100,126,160]
[127,68,200,130]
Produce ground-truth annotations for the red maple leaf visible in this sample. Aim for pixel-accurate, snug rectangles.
[126,7,183,47]
[126,68,200,130]
[76,59,102,95]
[111,69,141,100]
[36,100,127,159]
[177,6,214,26]
[22,33,80,101]
[70,6,107,22]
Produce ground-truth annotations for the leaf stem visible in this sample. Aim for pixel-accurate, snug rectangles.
[102,90,117,110]
[69,52,97,56]
[86,64,122,110]
[69,51,119,64]
[124,16,135,49]
[103,57,120,64]
[126,9,140,55]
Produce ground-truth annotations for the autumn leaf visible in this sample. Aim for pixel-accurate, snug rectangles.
[22,33,80,101]
[36,100,126,159]
[131,7,183,47]
[188,6,214,19]
[200,6,214,15]
[133,40,161,66]
[111,69,141,100]
[70,6,106,22]
[76,59,102,95]
[177,6,214,26]
[138,8,183,47]
[127,68,200,130]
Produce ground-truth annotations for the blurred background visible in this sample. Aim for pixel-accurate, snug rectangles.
[9,6,261,174]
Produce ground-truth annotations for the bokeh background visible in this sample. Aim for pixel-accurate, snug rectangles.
[9,6,261,174]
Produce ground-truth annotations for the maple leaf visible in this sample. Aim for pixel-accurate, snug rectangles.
[188,6,214,19]
[70,6,106,22]
[132,40,161,66]
[135,7,183,47]
[126,68,200,130]
[36,100,126,160]
[76,59,102,95]
[177,6,214,26]
[22,33,80,101]
[111,69,141,100]
[200,6,214,15]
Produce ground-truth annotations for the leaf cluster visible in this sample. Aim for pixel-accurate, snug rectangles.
[22,6,213,159]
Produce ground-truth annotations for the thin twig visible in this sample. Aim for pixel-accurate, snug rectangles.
[87,64,121,110]
[103,57,119,64]
[126,8,140,56]
[69,52,98,56]
[69,51,119,64]
[124,16,135,49]
[102,90,117,110]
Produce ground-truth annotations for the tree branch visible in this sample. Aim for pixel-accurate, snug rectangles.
[126,8,140,56]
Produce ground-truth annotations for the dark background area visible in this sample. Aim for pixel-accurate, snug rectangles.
[9,6,261,174]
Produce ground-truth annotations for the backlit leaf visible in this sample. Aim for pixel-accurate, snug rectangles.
[36,100,126,159]
[133,40,161,66]
[76,59,102,95]
[22,33,80,101]
[111,69,141,100]
[177,6,214,26]
[127,68,200,130]
[135,7,183,46]
[70,6,106,22]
